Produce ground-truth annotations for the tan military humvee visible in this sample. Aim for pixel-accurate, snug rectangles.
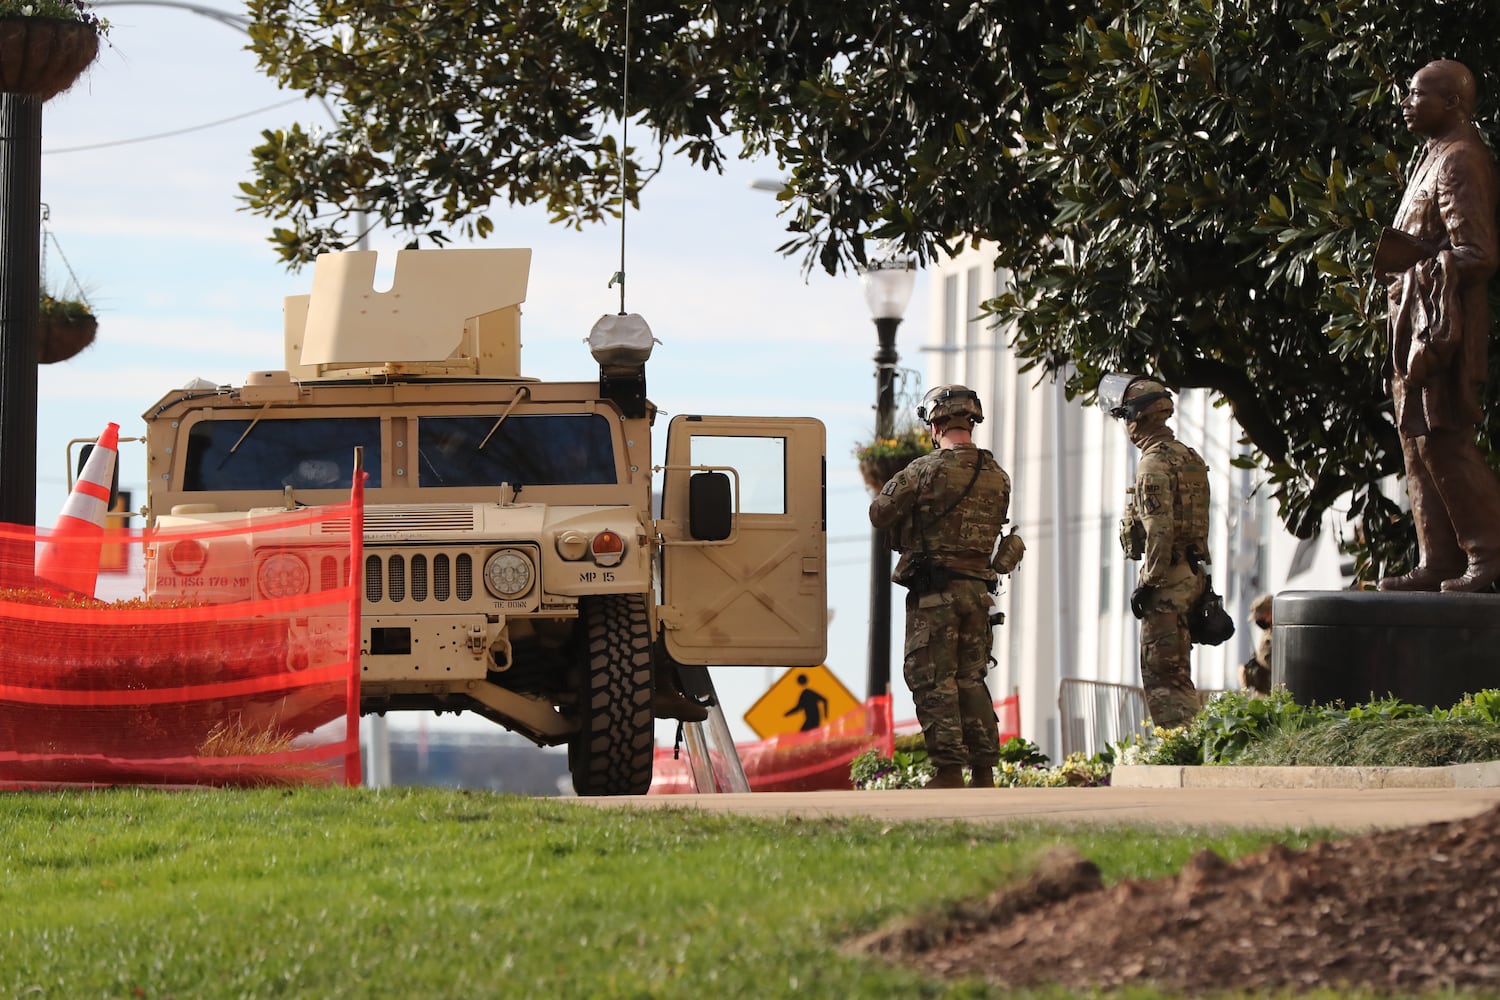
[139,248,827,795]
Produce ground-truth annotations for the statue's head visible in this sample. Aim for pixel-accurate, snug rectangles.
[1403,60,1477,136]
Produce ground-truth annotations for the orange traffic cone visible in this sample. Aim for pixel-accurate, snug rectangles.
[36,421,119,596]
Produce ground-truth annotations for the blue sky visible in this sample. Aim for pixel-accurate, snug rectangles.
[37,2,930,743]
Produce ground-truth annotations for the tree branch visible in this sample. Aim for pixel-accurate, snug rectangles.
[1155,354,1289,464]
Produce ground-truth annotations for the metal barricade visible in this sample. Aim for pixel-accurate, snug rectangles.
[1058,678,1150,759]
[1059,680,1229,758]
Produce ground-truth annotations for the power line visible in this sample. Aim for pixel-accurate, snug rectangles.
[43,98,305,155]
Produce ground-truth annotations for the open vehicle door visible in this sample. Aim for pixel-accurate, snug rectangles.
[659,415,826,666]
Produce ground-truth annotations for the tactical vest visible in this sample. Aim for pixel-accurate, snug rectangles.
[895,447,1011,568]
[1143,439,1210,559]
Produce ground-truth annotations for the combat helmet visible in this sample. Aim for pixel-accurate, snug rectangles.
[917,384,984,428]
[1098,372,1173,423]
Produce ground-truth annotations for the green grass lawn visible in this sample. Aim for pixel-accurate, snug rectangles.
[1,787,1341,999]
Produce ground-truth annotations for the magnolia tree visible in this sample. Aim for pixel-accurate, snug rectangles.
[242,0,1500,579]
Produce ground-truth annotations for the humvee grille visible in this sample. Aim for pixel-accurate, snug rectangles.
[324,506,477,534]
[364,551,476,604]
[319,555,347,591]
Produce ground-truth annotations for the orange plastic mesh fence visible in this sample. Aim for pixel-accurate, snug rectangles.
[650,696,895,795]
[649,693,1024,795]
[894,692,1020,744]
[0,494,363,789]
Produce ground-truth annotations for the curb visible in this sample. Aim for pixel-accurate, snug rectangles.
[1111,761,1500,790]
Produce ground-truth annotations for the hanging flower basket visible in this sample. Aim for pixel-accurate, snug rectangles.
[0,13,100,102]
[37,294,96,363]
[37,310,95,363]
[859,454,913,493]
[854,427,932,494]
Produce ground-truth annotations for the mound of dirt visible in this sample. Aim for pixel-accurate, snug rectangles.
[852,803,1500,994]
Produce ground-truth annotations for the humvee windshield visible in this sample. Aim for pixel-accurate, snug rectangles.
[417,414,617,487]
[182,413,616,492]
[184,417,383,491]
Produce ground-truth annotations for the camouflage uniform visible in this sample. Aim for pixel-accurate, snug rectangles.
[869,443,1013,770]
[1121,427,1210,729]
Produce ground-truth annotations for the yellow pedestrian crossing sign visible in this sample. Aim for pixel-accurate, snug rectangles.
[743,665,860,739]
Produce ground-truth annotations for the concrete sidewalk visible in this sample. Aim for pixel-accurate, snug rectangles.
[1112,761,1500,789]
[582,785,1500,832]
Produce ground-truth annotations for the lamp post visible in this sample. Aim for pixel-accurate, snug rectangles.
[860,254,916,700]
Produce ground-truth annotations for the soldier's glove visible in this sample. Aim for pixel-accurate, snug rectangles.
[1130,585,1156,620]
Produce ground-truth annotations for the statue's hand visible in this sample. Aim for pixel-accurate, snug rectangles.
[1407,345,1435,386]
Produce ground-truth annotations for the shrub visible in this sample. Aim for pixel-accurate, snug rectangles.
[854,689,1500,786]
[998,735,1049,767]
[1118,689,1500,768]
[851,737,1111,789]
[849,746,933,790]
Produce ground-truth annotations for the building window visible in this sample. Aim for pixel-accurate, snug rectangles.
[1099,438,1114,613]
[942,274,959,384]
[965,266,982,386]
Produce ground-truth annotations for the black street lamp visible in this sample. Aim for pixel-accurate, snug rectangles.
[0,18,99,533]
[860,254,915,701]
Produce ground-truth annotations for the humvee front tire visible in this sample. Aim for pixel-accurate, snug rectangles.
[568,594,654,796]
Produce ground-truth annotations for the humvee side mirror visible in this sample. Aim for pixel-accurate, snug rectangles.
[688,471,732,541]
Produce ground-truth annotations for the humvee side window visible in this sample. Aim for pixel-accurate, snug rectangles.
[689,435,787,514]
[183,417,382,491]
[418,414,617,487]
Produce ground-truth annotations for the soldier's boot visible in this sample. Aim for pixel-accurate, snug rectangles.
[927,765,966,789]
[969,765,994,789]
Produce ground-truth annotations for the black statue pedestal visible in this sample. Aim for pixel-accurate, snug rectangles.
[1274,590,1500,708]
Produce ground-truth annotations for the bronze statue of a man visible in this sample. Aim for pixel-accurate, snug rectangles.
[1377,59,1500,593]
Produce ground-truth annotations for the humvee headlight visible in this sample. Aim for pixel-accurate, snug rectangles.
[484,549,534,599]
[590,529,625,568]
[555,529,589,561]
[257,552,310,598]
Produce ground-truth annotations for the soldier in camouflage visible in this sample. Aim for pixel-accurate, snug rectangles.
[1101,374,1210,730]
[869,385,1025,789]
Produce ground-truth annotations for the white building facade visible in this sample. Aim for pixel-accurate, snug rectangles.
[924,243,1348,760]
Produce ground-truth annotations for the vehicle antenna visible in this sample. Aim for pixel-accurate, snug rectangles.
[606,0,633,315]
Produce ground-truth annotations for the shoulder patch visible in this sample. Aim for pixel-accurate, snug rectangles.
[1136,469,1169,515]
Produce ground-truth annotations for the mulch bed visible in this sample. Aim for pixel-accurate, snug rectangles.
[852,803,1500,994]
